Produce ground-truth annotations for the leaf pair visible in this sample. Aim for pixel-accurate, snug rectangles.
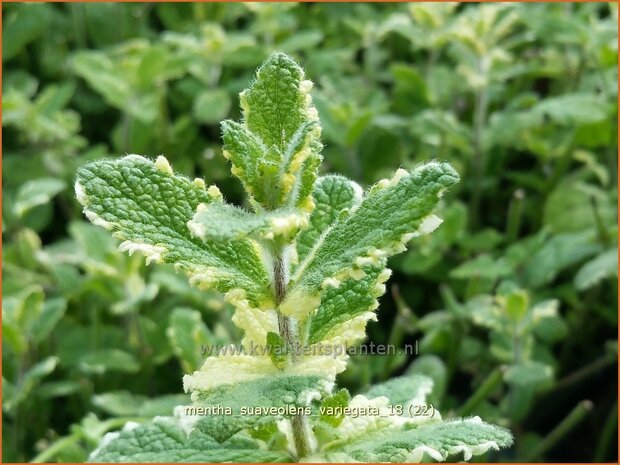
[222,52,322,211]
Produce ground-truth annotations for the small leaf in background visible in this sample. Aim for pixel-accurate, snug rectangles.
[531,93,610,125]
[93,391,188,417]
[31,297,67,343]
[505,289,529,322]
[504,361,553,389]
[4,356,59,412]
[193,89,231,124]
[3,3,53,61]
[167,307,212,373]
[450,254,513,280]
[14,178,66,218]
[320,389,351,427]
[574,247,618,291]
[544,180,616,234]
[78,349,140,374]
[522,231,601,288]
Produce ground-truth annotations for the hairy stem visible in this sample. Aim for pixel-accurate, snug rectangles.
[272,250,310,457]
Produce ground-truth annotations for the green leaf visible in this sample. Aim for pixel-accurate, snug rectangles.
[284,162,459,318]
[522,231,601,288]
[504,361,553,388]
[307,262,389,345]
[3,284,45,335]
[365,374,434,407]
[193,89,231,124]
[75,155,272,308]
[93,391,188,417]
[2,319,27,354]
[451,254,513,280]
[320,389,351,427]
[574,247,618,291]
[531,93,610,125]
[405,355,448,404]
[78,349,140,374]
[89,417,293,463]
[3,4,52,61]
[184,375,328,442]
[544,179,616,234]
[71,51,131,111]
[241,52,313,152]
[167,308,212,373]
[188,202,307,243]
[222,52,322,211]
[266,331,288,369]
[31,297,67,343]
[14,177,66,217]
[295,175,363,266]
[505,289,529,322]
[5,356,59,412]
[329,417,513,462]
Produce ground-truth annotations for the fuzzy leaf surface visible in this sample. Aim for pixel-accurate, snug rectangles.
[364,374,434,406]
[330,417,513,462]
[222,52,322,210]
[307,263,387,345]
[89,417,292,463]
[286,162,459,314]
[188,202,306,243]
[189,375,327,442]
[241,52,312,151]
[295,175,362,265]
[75,155,271,306]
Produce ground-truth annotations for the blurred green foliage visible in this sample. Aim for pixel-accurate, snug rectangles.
[2,2,618,462]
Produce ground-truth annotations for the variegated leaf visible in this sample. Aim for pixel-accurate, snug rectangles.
[283,162,459,318]
[75,155,271,307]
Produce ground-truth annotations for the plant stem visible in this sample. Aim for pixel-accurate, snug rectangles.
[31,435,80,463]
[589,195,610,246]
[470,57,489,229]
[457,367,504,417]
[506,189,525,243]
[594,400,617,462]
[272,250,310,457]
[553,353,616,391]
[291,415,311,458]
[524,400,592,461]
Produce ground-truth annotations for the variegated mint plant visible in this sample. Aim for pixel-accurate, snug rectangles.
[75,52,512,463]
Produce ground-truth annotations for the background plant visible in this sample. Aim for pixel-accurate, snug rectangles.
[2,2,617,462]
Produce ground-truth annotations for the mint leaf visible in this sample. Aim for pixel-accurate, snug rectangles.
[167,308,212,373]
[295,175,363,265]
[307,262,389,345]
[222,52,322,211]
[364,374,434,407]
[75,155,272,307]
[329,417,513,462]
[14,177,66,217]
[284,162,459,317]
[319,389,351,427]
[186,375,328,442]
[574,247,618,291]
[188,202,307,243]
[241,52,314,152]
[89,417,293,463]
